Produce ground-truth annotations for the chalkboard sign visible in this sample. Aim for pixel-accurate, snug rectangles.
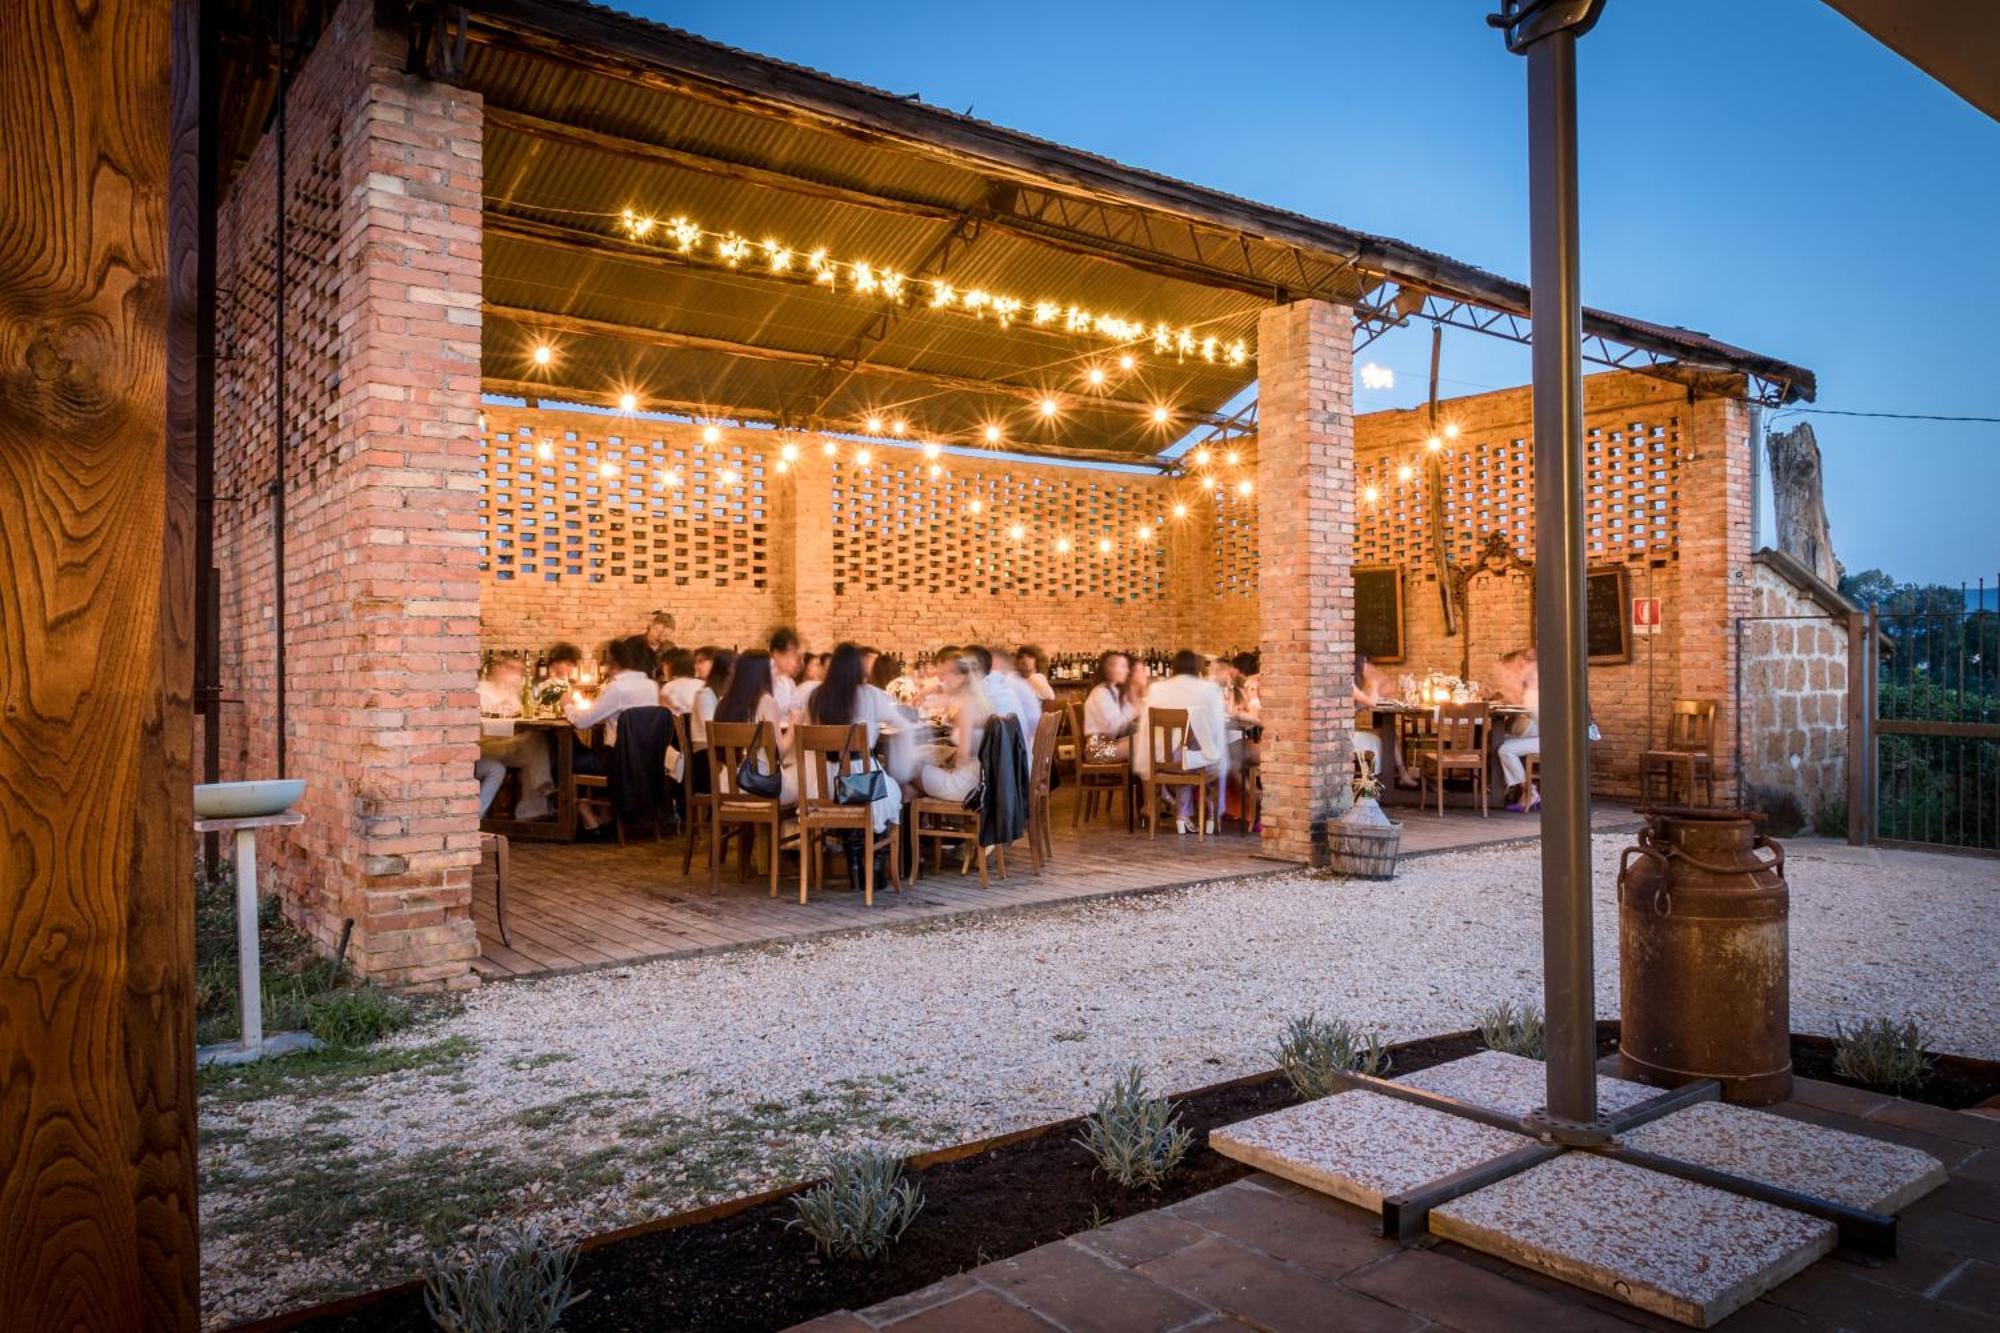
[1587,566,1632,662]
[1355,565,1406,664]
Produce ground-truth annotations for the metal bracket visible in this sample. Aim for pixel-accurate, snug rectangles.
[1487,0,1608,53]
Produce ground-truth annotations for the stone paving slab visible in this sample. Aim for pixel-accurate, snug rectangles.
[1207,1088,1529,1212]
[1395,1048,1661,1119]
[1622,1100,1948,1214]
[1431,1153,1836,1329]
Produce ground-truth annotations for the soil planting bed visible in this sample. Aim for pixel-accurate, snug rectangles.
[1787,1032,2000,1110]
[261,1024,1997,1333]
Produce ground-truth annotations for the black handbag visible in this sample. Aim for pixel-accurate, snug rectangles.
[834,768,888,806]
[961,780,985,812]
[735,754,781,799]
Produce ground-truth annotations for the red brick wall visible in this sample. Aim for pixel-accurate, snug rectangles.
[212,0,483,988]
[1256,300,1356,863]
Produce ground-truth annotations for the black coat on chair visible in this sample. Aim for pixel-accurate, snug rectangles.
[609,706,675,829]
[976,714,1030,849]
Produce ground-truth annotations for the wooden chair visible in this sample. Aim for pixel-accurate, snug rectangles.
[705,720,795,896]
[1641,699,1717,807]
[910,716,1014,889]
[1023,710,1062,872]
[1419,702,1490,817]
[797,723,902,907]
[672,710,713,875]
[575,705,675,846]
[474,832,510,949]
[1397,709,1437,779]
[1070,698,1133,830]
[1141,706,1213,840]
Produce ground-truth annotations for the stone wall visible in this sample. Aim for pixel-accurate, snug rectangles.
[1742,557,1852,817]
[211,0,485,988]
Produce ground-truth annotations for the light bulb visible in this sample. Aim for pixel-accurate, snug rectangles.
[1236,479,1253,497]
[535,442,553,461]
[1425,435,1443,452]
[984,424,1002,445]
[891,418,907,436]
[1055,537,1072,554]
[928,463,943,478]
[822,440,837,458]
[1039,397,1059,418]
[1397,463,1415,483]
[780,442,800,463]
[864,416,883,434]
[531,344,553,367]
[855,448,872,467]
[720,468,741,486]
[1087,367,1106,387]
[1097,537,1112,554]
[1152,406,1170,424]
[1445,423,1461,440]
[664,470,681,488]
[1136,524,1152,542]
[775,459,789,474]
[1172,502,1188,519]
[1364,485,1381,504]
[618,392,637,412]
[1225,449,1240,466]
[599,462,618,478]
[702,425,720,446]
[1193,447,1212,467]
[1119,354,1136,371]
[968,498,984,514]
[922,442,942,460]
[1008,523,1025,541]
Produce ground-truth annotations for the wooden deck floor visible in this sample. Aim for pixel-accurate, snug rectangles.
[474,791,1639,980]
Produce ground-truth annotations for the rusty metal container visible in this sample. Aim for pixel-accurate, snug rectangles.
[1617,808,1792,1105]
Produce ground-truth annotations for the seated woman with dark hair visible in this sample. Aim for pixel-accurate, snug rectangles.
[714,649,797,805]
[806,642,903,834]
[657,647,700,713]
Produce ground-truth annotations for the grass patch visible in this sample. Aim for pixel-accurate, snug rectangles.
[198,1036,480,1105]
[512,1090,646,1131]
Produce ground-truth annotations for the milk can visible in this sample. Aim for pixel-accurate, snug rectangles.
[1617,808,1791,1105]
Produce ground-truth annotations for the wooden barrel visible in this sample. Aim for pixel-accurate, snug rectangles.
[1325,820,1402,880]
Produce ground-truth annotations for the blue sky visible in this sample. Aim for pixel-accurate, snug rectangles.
[652,0,1998,587]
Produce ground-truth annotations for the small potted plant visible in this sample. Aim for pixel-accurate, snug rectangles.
[1324,764,1402,879]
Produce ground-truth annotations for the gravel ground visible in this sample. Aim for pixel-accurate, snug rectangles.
[198,834,1996,1326]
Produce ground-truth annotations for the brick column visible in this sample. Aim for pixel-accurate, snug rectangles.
[1677,392,1754,805]
[1256,300,1355,863]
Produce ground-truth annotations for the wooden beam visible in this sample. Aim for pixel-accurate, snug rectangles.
[483,302,1240,430]
[1,0,199,1328]
[479,377,1169,471]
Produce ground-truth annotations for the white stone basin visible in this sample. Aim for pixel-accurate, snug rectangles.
[193,779,305,819]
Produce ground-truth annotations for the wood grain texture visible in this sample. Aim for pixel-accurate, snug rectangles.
[0,0,198,1328]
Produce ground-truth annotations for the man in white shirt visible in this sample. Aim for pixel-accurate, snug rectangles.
[978,646,1040,760]
[476,655,552,819]
[769,625,806,719]
[565,636,662,765]
[1133,649,1229,833]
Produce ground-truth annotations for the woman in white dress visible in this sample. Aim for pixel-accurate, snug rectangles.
[805,642,903,834]
[1082,650,1138,763]
[1016,644,1057,704]
[917,653,992,803]
[1132,649,1229,834]
[712,650,797,806]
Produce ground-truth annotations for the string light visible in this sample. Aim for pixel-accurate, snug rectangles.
[864,415,883,434]
[1363,484,1381,504]
[822,440,838,458]
[968,498,984,515]
[531,343,554,367]
[618,391,638,412]
[614,207,1253,366]
[781,441,801,463]
[928,463,944,478]
[1038,397,1059,418]
[1193,447,1212,467]
[922,442,942,461]
[1119,354,1136,372]
[984,424,1003,444]
[1225,449,1241,466]
[1360,362,1395,390]
[1172,502,1188,519]
[855,447,873,467]
[1096,537,1112,554]
[719,467,742,486]
[1425,435,1443,452]
[535,442,553,461]
[598,461,618,478]
[1009,523,1026,541]
[1136,524,1153,542]
[702,425,721,446]
[1397,462,1415,483]
[1055,537,1072,554]
[1445,423,1461,440]
[1086,367,1106,387]
[890,418,907,436]
[660,468,682,489]
[1152,406,1171,424]
[1236,479,1254,497]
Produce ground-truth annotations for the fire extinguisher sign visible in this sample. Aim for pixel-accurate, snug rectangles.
[1632,596,1663,635]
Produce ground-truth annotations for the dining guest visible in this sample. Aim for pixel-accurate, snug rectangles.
[917,652,992,803]
[1211,655,1260,820]
[1351,654,1388,781]
[644,610,675,658]
[1127,655,1153,709]
[658,648,701,713]
[544,641,583,683]
[1133,650,1228,834]
[692,644,721,683]
[1233,652,1261,714]
[806,642,903,833]
[1082,650,1138,762]
[564,635,660,773]
[797,652,829,712]
[768,626,806,719]
[714,649,797,804]
[688,647,734,792]
[858,645,880,682]
[978,645,1040,759]
[476,654,552,819]
[1494,648,1542,812]
[1015,645,1056,703]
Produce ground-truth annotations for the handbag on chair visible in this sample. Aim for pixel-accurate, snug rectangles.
[834,768,888,806]
[735,754,781,799]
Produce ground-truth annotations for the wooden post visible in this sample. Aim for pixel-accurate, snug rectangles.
[0,2,200,1328]
[1845,612,1868,845]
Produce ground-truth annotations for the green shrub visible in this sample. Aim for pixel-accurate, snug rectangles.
[1833,1017,1931,1090]
[1275,1014,1388,1099]
[788,1149,925,1259]
[1476,1001,1546,1059]
[306,983,413,1048]
[1076,1066,1194,1191]
[422,1222,581,1333]
[1811,799,1848,839]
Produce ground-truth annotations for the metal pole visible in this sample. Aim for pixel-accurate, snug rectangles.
[1497,0,1607,1137]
